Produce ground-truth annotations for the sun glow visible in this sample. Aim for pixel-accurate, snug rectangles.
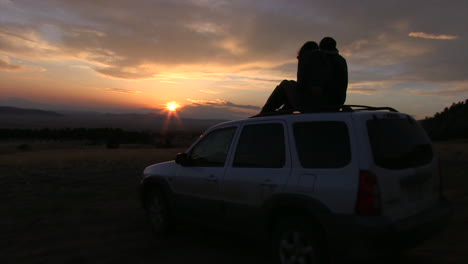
[161,101,183,135]
[166,102,180,112]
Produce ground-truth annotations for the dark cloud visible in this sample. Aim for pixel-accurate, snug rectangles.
[186,99,260,110]
[226,102,260,110]
[411,83,468,97]
[179,98,260,119]
[223,101,260,110]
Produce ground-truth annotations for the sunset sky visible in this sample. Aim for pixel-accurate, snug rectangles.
[0,0,467,119]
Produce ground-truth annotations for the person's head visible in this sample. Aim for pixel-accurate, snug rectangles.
[297,41,319,59]
[319,37,337,51]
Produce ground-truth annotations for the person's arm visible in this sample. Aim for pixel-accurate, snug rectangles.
[297,57,306,87]
[337,57,348,105]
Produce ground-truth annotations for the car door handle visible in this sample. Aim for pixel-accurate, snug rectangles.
[261,180,277,187]
[206,175,218,183]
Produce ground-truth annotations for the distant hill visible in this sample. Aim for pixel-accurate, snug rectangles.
[0,106,226,133]
[0,106,63,117]
[420,99,468,141]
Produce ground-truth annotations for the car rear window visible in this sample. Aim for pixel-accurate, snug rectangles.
[367,116,433,169]
[293,122,351,168]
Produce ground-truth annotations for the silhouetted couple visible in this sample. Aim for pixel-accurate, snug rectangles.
[258,37,348,115]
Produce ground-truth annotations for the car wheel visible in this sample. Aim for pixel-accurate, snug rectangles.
[272,218,327,264]
[144,188,170,235]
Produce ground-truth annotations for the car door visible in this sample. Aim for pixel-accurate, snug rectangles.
[289,118,358,214]
[172,126,237,221]
[220,122,291,229]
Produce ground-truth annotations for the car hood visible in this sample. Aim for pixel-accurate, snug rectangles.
[143,160,177,178]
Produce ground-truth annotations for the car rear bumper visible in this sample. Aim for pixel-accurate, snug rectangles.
[327,199,452,260]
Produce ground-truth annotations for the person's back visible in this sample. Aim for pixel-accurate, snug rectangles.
[296,44,332,110]
[319,37,348,107]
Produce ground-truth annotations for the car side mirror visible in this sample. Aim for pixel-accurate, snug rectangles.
[175,153,189,166]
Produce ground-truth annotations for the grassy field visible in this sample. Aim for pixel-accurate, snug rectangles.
[0,141,467,264]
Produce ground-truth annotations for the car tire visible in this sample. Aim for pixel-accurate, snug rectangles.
[272,217,328,264]
[144,187,171,235]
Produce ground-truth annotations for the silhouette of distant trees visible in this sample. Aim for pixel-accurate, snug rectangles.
[0,128,153,144]
[420,99,468,141]
[0,127,201,148]
[2,101,466,144]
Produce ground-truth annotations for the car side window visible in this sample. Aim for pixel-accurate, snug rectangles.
[294,121,351,168]
[233,123,285,168]
[189,127,236,167]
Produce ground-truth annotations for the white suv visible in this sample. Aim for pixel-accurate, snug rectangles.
[140,105,451,264]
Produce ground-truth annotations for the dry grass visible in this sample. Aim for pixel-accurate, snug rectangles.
[0,141,467,264]
[0,147,187,264]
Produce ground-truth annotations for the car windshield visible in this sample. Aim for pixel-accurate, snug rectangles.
[367,117,433,169]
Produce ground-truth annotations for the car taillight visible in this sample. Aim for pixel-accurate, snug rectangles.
[355,171,381,216]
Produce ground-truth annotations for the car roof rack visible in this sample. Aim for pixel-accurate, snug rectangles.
[250,105,399,118]
[341,105,399,112]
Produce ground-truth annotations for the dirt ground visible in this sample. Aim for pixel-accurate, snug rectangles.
[0,141,467,264]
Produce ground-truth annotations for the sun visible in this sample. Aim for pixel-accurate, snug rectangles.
[165,102,180,112]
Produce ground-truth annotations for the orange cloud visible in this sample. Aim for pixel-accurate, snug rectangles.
[94,66,157,80]
[408,32,459,40]
[0,55,25,71]
[102,87,142,95]
[198,89,221,94]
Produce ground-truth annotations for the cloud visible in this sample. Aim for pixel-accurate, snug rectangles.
[0,24,60,59]
[408,32,459,40]
[179,98,260,119]
[69,64,91,69]
[0,0,467,96]
[198,89,221,94]
[101,87,142,95]
[0,54,46,72]
[0,55,25,71]
[409,82,468,97]
[94,66,157,80]
[224,100,260,110]
[186,98,259,110]
[0,0,302,80]
[348,87,378,95]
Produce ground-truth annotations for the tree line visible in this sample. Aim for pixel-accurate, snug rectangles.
[3,101,465,145]
[0,127,201,148]
[420,99,468,141]
[0,128,152,143]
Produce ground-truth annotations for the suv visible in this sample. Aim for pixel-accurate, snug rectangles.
[140,105,452,264]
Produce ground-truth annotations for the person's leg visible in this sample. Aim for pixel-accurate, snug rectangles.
[282,80,299,111]
[260,80,290,114]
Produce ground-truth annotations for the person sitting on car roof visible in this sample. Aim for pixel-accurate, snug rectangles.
[257,37,348,116]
